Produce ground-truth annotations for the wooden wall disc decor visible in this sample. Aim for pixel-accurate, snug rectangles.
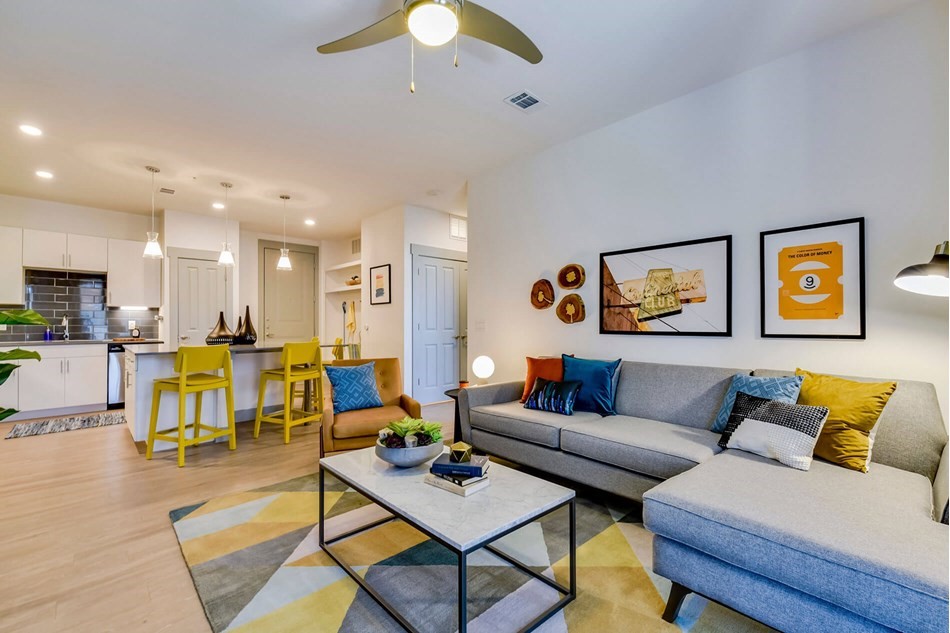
[556,294,586,324]
[531,279,556,309]
[557,264,586,289]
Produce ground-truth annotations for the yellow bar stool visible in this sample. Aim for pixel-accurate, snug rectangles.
[145,345,237,467]
[254,340,324,444]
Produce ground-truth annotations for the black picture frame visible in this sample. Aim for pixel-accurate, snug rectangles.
[759,217,866,339]
[599,235,733,336]
[369,264,392,305]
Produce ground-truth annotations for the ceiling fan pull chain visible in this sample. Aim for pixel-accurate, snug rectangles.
[409,37,416,93]
[454,30,459,68]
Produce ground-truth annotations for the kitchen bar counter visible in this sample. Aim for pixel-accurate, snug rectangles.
[124,344,301,451]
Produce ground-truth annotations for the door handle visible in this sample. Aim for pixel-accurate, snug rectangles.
[62,254,65,267]
[126,371,131,388]
[60,360,64,374]
[179,335,190,342]
[266,333,274,338]
[66,359,69,373]
[68,254,72,268]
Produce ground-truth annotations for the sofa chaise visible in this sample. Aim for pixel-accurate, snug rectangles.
[458,360,949,632]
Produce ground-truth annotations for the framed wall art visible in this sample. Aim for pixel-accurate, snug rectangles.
[600,235,732,336]
[760,217,865,339]
[369,264,392,305]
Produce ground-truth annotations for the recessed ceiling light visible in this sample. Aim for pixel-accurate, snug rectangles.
[19,124,42,136]
[35,170,53,179]
[304,219,316,226]
[212,202,225,210]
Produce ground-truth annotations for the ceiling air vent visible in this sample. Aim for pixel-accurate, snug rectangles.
[505,90,546,114]
[351,238,361,256]
[158,187,175,195]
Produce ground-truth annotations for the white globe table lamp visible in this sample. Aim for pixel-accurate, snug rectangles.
[472,355,495,384]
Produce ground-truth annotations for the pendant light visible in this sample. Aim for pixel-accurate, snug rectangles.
[217,182,235,267]
[142,166,164,259]
[276,195,292,271]
[894,241,949,297]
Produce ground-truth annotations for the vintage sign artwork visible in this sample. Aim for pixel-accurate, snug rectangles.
[761,218,865,339]
[600,235,732,336]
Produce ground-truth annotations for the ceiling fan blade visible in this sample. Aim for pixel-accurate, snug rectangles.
[317,10,408,54]
[460,2,542,64]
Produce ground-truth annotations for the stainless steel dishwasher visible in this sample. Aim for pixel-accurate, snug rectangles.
[107,343,125,409]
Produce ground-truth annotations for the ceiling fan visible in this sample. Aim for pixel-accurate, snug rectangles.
[317,0,542,72]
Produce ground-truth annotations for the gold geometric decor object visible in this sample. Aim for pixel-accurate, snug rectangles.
[531,279,556,309]
[557,264,586,290]
[556,294,586,324]
[450,441,473,463]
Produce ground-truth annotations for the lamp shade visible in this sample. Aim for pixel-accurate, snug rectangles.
[894,242,949,297]
[276,248,293,271]
[407,1,459,46]
[143,232,163,259]
[217,243,235,267]
[472,355,495,380]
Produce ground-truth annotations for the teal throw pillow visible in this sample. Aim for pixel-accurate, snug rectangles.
[325,362,384,414]
[563,355,622,416]
[524,378,583,416]
[711,373,804,432]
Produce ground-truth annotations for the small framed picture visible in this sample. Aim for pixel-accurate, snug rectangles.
[369,264,391,305]
[760,217,865,339]
[600,235,732,336]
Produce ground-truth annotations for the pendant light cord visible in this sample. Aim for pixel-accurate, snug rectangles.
[224,185,229,244]
[410,37,415,93]
[150,170,156,233]
[282,197,287,249]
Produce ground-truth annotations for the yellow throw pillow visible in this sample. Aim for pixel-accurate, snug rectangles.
[795,369,896,473]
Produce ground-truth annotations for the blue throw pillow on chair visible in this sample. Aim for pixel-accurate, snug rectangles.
[563,355,622,416]
[325,362,384,414]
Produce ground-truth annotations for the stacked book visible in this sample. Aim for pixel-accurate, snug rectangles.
[424,454,490,497]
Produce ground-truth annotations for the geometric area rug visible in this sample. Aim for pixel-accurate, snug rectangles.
[170,472,771,633]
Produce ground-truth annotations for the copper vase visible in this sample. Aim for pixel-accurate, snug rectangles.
[206,311,234,345]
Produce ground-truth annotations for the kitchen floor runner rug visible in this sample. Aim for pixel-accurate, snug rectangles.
[4,411,126,439]
[169,471,768,633]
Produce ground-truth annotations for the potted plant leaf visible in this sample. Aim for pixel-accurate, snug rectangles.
[375,416,444,467]
[0,309,49,421]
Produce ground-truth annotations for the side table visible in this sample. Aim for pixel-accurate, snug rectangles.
[444,388,461,442]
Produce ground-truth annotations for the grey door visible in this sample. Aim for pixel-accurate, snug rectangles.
[412,256,465,404]
[176,257,229,347]
[263,248,316,345]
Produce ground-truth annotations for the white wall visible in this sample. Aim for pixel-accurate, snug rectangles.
[360,204,468,393]
[468,2,949,416]
[0,194,149,240]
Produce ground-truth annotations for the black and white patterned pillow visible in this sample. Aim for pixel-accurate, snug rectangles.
[719,391,829,471]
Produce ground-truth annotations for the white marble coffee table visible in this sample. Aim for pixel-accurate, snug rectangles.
[319,446,576,633]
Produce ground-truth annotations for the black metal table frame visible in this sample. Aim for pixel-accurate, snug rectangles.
[318,467,576,633]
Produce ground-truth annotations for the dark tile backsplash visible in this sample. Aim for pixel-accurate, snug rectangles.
[0,270,159,342]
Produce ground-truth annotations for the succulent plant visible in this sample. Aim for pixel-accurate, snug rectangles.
[380,417,444,448]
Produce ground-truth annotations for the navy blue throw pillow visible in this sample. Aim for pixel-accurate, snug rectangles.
[563,355,622,416]
[524,378,582,416]
[325,362,384,414]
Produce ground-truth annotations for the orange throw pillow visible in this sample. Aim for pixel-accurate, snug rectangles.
[521,357,566,403]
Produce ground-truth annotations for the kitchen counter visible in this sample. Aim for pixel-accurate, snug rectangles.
[0,339,164,347]
[126,343,280,356]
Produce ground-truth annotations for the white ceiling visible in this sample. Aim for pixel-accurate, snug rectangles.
[0,0,920,239]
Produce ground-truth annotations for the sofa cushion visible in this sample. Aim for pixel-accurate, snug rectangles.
[614,361,749,429]
[754,369,948,482]
[523,378,582,416]
[563,355,622,416]
[469,401,601,448]
[711,373,804,432]
[643,450,949,633]
[332,405,411,439]
[560,416,722,480]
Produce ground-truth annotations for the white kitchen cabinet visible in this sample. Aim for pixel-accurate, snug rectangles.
[23,229,68,270]
[22,229,108,272]
[17,355,66,411]
[67,234,108,272]
[0,226,24,305]
[63,355,107,406]
[0,361,17,414]
[16,345,106,412]
[107,238,161,307]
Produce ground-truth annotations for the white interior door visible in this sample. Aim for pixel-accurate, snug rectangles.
[263,248,315,345]
[176,257,229,347]
[412,256,464,404]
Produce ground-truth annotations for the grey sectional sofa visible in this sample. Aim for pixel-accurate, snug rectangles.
[458,361,949,633]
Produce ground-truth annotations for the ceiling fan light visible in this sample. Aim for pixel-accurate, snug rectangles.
[407,2,458,47]
[143,232,164,259]
[276,248,293,271]
[217,242,235,267]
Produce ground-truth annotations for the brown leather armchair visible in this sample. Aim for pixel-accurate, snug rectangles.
[321,358,422,455]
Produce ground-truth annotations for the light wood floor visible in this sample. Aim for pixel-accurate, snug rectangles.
[0,402,455,633]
